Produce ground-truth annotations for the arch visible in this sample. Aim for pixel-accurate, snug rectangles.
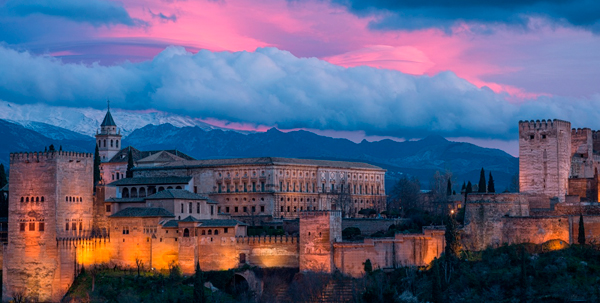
[208,230,212,235]
[158,186,165,192]
[176,186,182,189]
[167,186,173,190]
[183,228,190,237]
[26,197,29,202]
[41,196,44,202]
[131,187,138,198]
[36,197,39,202]
[122,188,130,198]
[110,140,113,147]
[214,229,219,235]
[20,197,24,202]
[139,187,146,197]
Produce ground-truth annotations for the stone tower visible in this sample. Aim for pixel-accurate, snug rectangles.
[299,210,341,273]
[95,104,121,162]
[2,151,93,302]
[519,119,571,202]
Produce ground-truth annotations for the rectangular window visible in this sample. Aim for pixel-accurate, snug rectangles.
[194,186,198,193]
[243,206,247,213]
[20,223,26,232]
[123,226,129,235]
[218,206,221,213]
[72,222,77,231]
[244,183,247,192]
[227,185,230,193]
[235,206,239,213]
[66,222,69,231]
[224,227,228,233]
[211,205,214,215]
[29,222,35,231]
[106,204,111,213]
[287,206,290,212]
[181,203,184,213]
[79,222,83,231]
[322,184,325,193]
[252,206,256,213]
[261,182,265,192]
[261,206,265,212]
[252,182,256,192]
[197,203,200,214]
[226,207,230,213]
[280,182,283,192]
[331,184,334,192]
[189,202,192,213]
[281,206,284,212]
[218,185,222,193]
[235,184,239,193]
[39,222,45,232]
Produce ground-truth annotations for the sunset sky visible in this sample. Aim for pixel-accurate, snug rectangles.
[2,0,600,154]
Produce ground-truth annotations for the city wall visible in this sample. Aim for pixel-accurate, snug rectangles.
[342,218,410,236]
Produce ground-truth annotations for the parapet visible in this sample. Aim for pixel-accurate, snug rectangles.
[300,210,342,219]
[518,119,571,131]
[571,128,592,137]
[10,151,93,164]
[235,235,298,244]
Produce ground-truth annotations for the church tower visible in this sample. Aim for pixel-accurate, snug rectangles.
[95,103,122,162]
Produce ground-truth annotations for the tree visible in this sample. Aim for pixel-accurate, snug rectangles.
[0,163,7,189]
[488,172,495,193]
[447,179,452,196]
[135,257,143,277]
[194,261,205,303]
[48,144,55,151]
[126,148,134,178]
[363,259,373,275]
[431,260,443,303]
[509,173,520,193]
[466,181,472,194]
[461,182,466,192]
[93,144,101,186]
[578,214,586,245]
[389,176,421,215]
[478,168,486,193]
[444,216,461,260]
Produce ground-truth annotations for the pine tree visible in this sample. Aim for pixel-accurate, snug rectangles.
[446,179,452,196]
[488,172,495,193]
[0,163,7,189]
[578,214,586,245]
[94,144,101,186]
[126,148,134,178]
[193,261,205,303]
[478,168,486,193]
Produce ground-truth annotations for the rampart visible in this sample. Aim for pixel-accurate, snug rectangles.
[342,218,410,236]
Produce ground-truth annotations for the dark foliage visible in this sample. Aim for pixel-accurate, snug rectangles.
[0,163,7,189]
[93,144,101,186]
[579,214,586,245]
[488,172,495,193]
[126,148,134,178]
[478,167,486,193]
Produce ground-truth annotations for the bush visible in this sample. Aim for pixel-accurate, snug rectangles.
[342,227,362,240]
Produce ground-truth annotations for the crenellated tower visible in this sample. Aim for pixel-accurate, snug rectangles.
[95,103,122,162]
[519,119,571,202]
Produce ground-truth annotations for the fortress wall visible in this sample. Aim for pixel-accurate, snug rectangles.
[571,215,600,244]
[333,229,445,278]
[299,211,341,273]
[342,218,410,236]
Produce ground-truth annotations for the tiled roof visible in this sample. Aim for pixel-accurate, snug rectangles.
[101,110,117,127]
[197,219,247,227]
[108,176,192,186]
[180,216,201,222]
[137,157,383,170]
[110,207,174,218]
[138,151,187,163]
[105,197,145,203]
[108,147,195,164]
[145,189,208,200]
[161,220,179,228]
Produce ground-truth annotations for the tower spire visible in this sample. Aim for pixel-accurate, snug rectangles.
[107,98,110,112]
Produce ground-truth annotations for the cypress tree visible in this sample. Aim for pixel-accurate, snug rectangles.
[461,182,466,192]
[578,214,586,245]
[446,179,452,196]
[59,145,62,151]
[49,144,55,151]
[0,163,7,189]
[363,259,373,274]
[432,260,442,303]
[193,261,205,303]
[478,168,486,193]
[466,181,472,194]
[126,148,134,178]
[444,216,461,259]
[488,172,495,193]
[93,144,101,186]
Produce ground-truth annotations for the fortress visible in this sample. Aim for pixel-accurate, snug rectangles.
[5,113,600,301]
[0,109,444,302]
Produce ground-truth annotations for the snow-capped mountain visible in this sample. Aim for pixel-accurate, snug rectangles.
[0,100,236,137]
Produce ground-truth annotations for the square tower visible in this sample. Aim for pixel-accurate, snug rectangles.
[299,210,341,273]
[3,151,93,302]
[519,119,571,202]
[96,108,122,162]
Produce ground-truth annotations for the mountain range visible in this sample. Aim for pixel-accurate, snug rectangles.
[0,118,518,192]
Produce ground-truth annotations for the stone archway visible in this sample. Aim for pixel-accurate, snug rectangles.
[227,270,262,298]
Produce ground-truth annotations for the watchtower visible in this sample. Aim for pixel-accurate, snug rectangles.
[299,210,341,273]
[95,103,122,162]
[2,151,93,302]
[519,119,571,202]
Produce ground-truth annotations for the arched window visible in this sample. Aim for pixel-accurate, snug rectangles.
[202,230,206,235]
[104,139,106,147]
[158,187,165,192]
[214,229,219,235]
[183,228,190,237]
[41,196,44,202]
[26,197,29,202]
[110,140,113,147]
[139,187,146,197]
[36,197,39,202]
[20,197,24,202]
[131,187,138,198]
[122,188,129,198]
[208,230,212,235]
[176,186,182,189]
[116,140,119,148]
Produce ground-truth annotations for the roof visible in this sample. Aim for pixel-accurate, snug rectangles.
[110,207,174,218]
[136,157,383,170]
[160,218,247,228]
[146,189,209,201]
[105,197,145,203]
[138,151,187,164]
[108,176,192,186]
[162,220,179,228]
[108,147,195,164]
[101,110,117,127]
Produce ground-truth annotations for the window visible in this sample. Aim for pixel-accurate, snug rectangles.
[287,206,290,212]
[261,182,265,192]
[244,183,247,192]
[224,227,228,233]
[252,206,256,213]
[226,207,230,213]
[202,230,206,235]
[110,140,113,147]
[66,222,69,231]
[235,206,239,213]
[197,203,200,214]
[239,253,246,264]
[243,206,247,213]
[194,186,198,193]
[211,205,214,215]
[218,206,221,213]
[116,140,119,148]
[322,184,325,192]
[79,222,83,231]
[530,135,535,139]
[29,223,35,231]
[41,196,44,202]
[39,222,45,232]
[280,182,283,191]
[252,182,256,192]
[208,230,212,235]
[214,229,219,235]
[261,206,265,212]
[281,206,284,212]
[122,226,130,235]
[189,202,192,213]
[181,203,184,213]
[72,222,76,231]
[20,223,25,232]
[26,197,29,202]
[183,228,190,237]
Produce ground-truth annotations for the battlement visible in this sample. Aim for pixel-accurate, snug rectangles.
[300,210,342,219]
[235,235,298,244]
[10,151,93,164]
[572,128,593,137]
[519,119,571,131]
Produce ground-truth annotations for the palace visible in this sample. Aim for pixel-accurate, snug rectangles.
[1,109,444,302]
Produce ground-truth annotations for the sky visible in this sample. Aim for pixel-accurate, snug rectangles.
[2,0,600,156]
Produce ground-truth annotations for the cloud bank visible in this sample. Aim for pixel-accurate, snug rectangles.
[1,0,143,27]
[0,45,599,140]
[327,0,600,33]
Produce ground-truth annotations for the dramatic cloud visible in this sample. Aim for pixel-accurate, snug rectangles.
[0,45,599,140]
[1,0,143,27]
[326,0,600,32]
[148,10,177,23]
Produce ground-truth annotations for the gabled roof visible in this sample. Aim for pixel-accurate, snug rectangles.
[138,151,187,164]
[161,220,179,228]
[145,189,208,200]
[107,146,195,164]
[108,176,192,186]
[135,157,384,170]
[105,197,145,203]
[101,110,117,127]
[180,216,201,222]
[110,207,174,218]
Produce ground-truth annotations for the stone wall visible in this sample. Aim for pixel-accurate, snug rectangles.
[299,211,341,273]
[333,228,445,277]
[519,119,571,202]
[342,218,411,236]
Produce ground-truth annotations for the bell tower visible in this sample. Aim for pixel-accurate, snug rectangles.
[95,101,122,162]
